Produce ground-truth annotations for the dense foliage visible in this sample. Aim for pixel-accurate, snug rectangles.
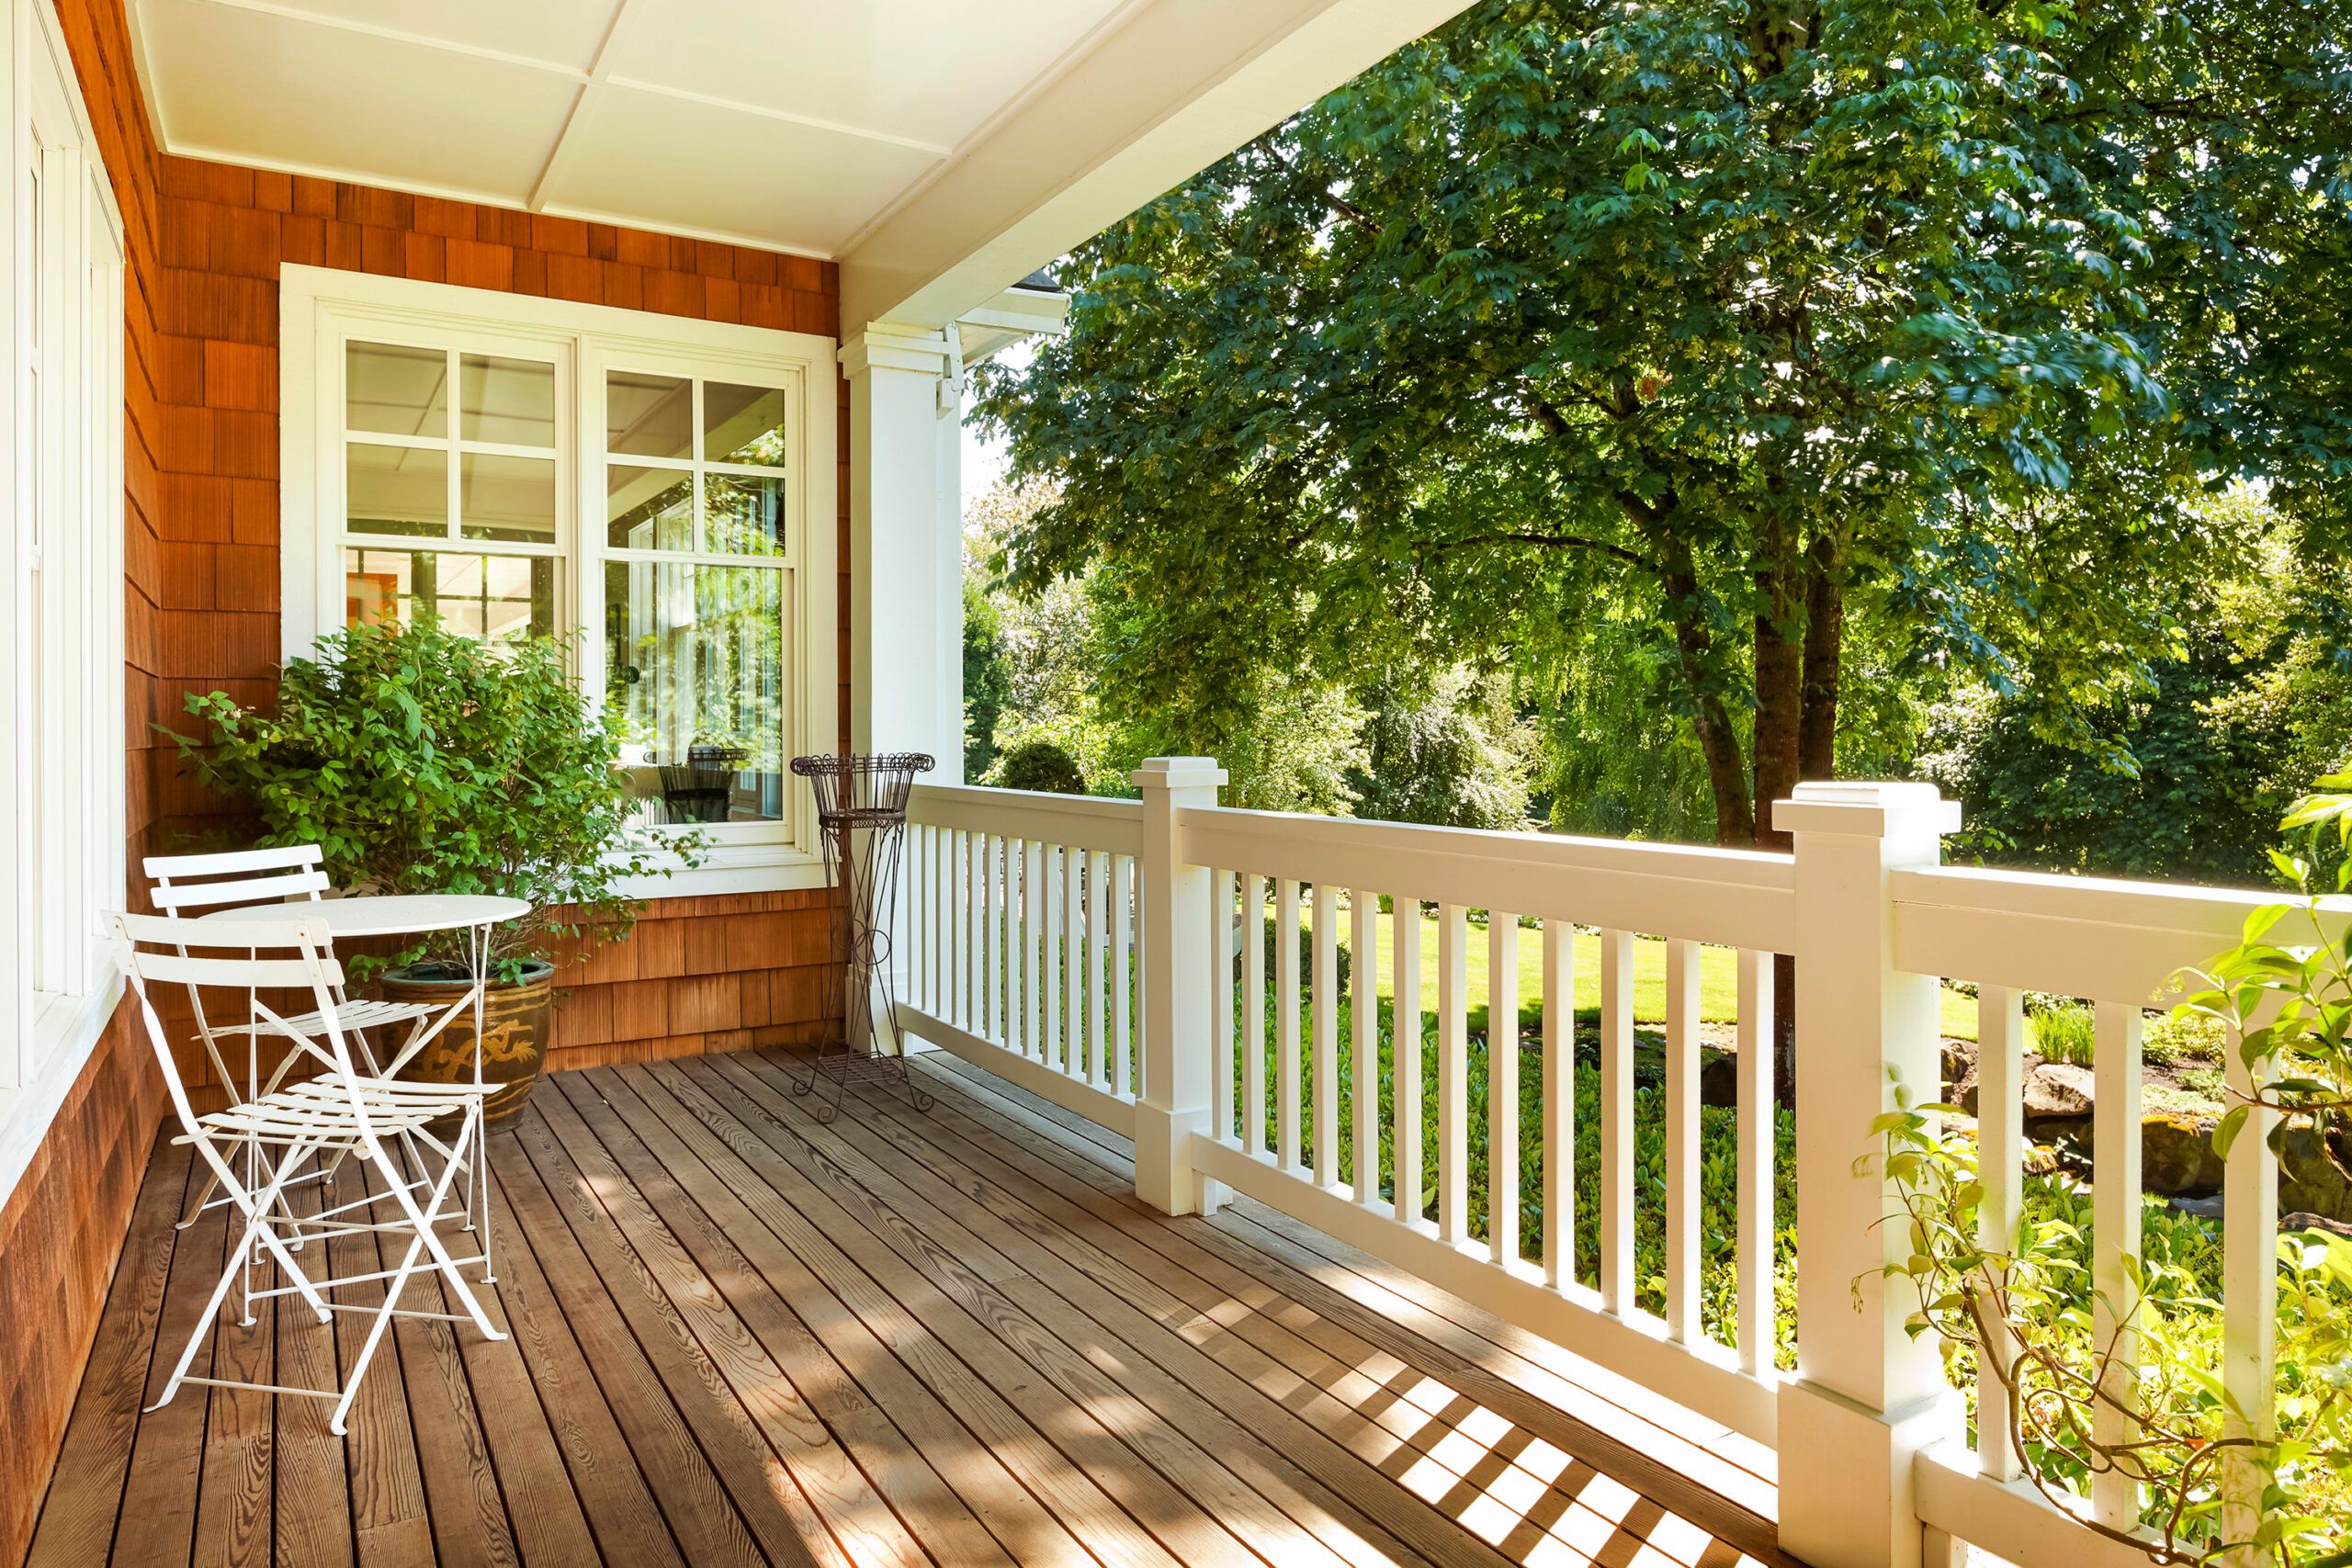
[976,0,2352,855]
[171,617,699,978]
[990,739,1089,795]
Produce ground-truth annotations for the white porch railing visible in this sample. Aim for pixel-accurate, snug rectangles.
[895,762,2306,1568]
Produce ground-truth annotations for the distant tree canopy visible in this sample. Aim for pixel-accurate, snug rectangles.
[975,0,2352,850]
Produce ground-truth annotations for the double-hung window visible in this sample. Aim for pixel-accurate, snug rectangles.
[283,267,837,893]
[3,0,128,1123]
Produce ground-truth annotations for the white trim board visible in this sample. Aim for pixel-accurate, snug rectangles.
[279,265,841,898]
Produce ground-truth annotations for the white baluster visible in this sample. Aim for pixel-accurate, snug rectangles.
[1351,888,1379,1206]
[1243,873,1267,1156]
[1313,882,1339,1188]
[2220,1006,2278,1556]
[1600,928,1634,1314]
[1438,903,1468,1245]
[1665,937,1701,1345]
[1543,919,1575,1290]
[1393,899,1422,1224]
[1736,948,1777,1378]
[1278,878,1303,1171]
[2092,1002,2144,1532]
[1112,854,1134,1095]
[1212,870,1235,1142]
[1488,912,1520,1268]
[1974,984,2024,1472]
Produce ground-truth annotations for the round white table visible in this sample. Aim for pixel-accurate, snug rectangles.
[196,892,532,1279]
[196,892,532,941]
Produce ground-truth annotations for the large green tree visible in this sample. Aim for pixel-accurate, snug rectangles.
[976,0,2352,853]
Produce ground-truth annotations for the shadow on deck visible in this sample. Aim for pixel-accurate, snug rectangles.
[26,1049,1799,1566]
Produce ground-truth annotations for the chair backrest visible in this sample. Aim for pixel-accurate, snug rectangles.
[144,844,329,918]
[111,911,353,1135]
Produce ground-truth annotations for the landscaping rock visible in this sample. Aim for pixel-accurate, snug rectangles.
[1699,1050,1737,1109]
[2280,1126,2352,1224]
[2024,1063,2097,1122]
[1957,1060,2097,1125]
[2282,1211,2352,1242]
[2141,1113,2224,1196]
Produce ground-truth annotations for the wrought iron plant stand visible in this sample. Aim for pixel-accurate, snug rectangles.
[787,751,934,1122]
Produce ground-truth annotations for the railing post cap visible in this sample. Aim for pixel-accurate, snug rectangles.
[1131,757,1227,791]
[1772,781,1961,839]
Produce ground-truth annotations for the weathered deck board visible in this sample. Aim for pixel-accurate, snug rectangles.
[28,1054,1797,1567]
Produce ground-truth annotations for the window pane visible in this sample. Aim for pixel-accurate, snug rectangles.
[347,443,447,536]
[705,473,785,557]
[345,547,555,644]
[607,464,693,550]
[605,561,786,824]
[460,452,557,543]
[606,369,692,459]
[346,341,447,438]
[705,381,786,467]
[459,354,556,446]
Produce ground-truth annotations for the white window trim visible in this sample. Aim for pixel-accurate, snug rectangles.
[279,265,840,898]
[0,0,129,1208]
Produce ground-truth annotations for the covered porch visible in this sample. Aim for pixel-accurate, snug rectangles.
[28,1051,1781,1568]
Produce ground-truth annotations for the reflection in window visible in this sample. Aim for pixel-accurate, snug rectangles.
[459,354,556,446]
[605,561,786,823]
[347,443,445,536]
[346,341,447,437]
[706,473,784,557]
[705,382,786,467]
[345,547,555,645]
[606,369,693,459]
[460,452,557,543]
[607,465,694,550]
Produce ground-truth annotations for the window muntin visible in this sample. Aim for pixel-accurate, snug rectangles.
[300,296,822,867]
[599,368,793,826]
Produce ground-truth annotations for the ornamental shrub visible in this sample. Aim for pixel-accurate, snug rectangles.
[992,739,1088,795]
[168,615,704,980]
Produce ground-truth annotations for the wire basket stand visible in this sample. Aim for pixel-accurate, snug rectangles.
[787,751,934,1122]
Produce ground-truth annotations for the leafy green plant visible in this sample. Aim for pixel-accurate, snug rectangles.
[991,739,1088,795]
[168,615,705,980]
[2030,1002,2100,1067]
[1876,776,2352,1563]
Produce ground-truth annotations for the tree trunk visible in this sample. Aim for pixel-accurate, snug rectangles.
[1799,544,1841,782]
[1661,548,1755,844]
[1767,544,1847,1105]
[1750,559,1804,855]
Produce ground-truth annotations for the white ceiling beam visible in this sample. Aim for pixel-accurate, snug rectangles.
[837,0,1476,333]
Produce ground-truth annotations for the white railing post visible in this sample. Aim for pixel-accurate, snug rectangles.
[1131,756,1227,1215]
[1774,782,1962,1568]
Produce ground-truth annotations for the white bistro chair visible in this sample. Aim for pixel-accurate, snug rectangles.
[144,846,448,1231]
[114,910,506,1434]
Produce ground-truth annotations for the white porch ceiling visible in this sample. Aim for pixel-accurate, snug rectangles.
[130,0,1480,328]
[128,0,1136,257]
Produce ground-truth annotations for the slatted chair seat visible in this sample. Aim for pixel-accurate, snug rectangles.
[209,997,441,1038]
[184,1076,502,1144]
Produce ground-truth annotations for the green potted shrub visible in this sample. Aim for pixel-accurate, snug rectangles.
[168,615,703,1122]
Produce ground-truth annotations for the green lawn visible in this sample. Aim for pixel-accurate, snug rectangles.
[1294,901,1982,1041]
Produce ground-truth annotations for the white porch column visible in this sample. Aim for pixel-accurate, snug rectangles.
[1773,782,1962,1568]
[838,325,965,782]
[1132,756,1227,1216]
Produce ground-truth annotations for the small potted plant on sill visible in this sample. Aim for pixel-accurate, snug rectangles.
[168,614,705,1123]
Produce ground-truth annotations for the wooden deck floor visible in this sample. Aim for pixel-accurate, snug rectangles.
[25,1050,1797,1567]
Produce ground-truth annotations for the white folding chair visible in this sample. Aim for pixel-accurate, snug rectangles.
[144,846,448,1232]
[115,910,506,1435]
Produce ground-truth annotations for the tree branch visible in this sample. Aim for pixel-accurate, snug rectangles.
[1432,530,1654,570]
[1250,133,1382,237]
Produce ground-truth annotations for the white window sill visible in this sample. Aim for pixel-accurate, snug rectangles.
[612,843,831,902]
[0,976,127,1215]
